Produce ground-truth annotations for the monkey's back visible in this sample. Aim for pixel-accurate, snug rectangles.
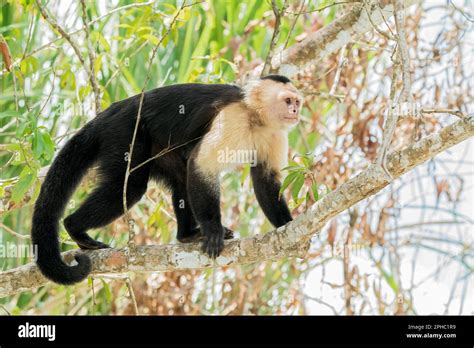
[141,83,243,145]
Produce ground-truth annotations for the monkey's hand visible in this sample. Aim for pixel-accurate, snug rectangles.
[202,233,224,258]
[200,224,230,258]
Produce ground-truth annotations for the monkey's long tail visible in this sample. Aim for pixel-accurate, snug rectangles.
[31,122,99,285]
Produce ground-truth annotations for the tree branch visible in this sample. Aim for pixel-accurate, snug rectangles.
[1,116,472,298]
[270,0,420,76]
[261,0,288,76]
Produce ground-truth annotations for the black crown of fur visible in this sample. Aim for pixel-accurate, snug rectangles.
[261,75,291,84]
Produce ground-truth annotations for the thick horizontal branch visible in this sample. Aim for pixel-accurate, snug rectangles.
[271,0,420,76]
[1,116,472,298]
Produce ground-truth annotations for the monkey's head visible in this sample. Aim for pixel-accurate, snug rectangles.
[244,75,303,129]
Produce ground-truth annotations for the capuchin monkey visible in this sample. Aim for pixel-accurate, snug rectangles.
[31,75,302,285]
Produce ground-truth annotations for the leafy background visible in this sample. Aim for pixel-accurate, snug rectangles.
[0,0,472,315]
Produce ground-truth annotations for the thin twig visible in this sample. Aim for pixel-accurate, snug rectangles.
[375,47,400,182]
[261,0,288,76]
[35,0,101,115]
[91,277,96,307]
[21,12,35,62]
[37,67,57,118]
[0,119,16,133]
[0,222,30,240]
[80,0,102,114]
[123,1,194,248]
[363,0,394,41]
[449,0,474,23]
[285,1,357,15]
[373,0,417,182]
[421,108,468,120]
[283,0,305,50]
[126,277,139,315]
[303,294,339,314]
[130,136,202,173]
[329,44,347,96]
[394,0,412,102]
[0,304,11,315]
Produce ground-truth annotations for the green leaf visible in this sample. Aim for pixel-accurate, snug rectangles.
[279,171,299,196]
[380,268,399,293]
[0,110,21,119]
[41,130,55,160]
[32,129,44,159]
[19,56,38,75]
[281,165,304,172]
[307,132,319,149]
[291,174,305,201]
[97,33,111,52]
[94,54,103,74]
[241,164,250,185]
[11,168,36,203]
[60,70,76,89]
[100,279,113,303]
[136,26,154,33]
[79,85,92,100]
[311,182,319,201]
[141,33,160,46]
[16,122,31,137]
[301,155,311,168]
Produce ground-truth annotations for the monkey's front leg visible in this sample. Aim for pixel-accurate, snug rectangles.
[187,160,225,258]
[251,163,293,228]
[173,184,234,243]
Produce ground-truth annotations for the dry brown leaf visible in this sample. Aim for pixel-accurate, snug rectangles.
[0,38,12,72]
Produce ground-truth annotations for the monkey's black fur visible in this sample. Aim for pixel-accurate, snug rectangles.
[32,76,293,285]
[261,75,291,84]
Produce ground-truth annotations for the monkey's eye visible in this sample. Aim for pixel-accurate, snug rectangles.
[285,98,292,105]
[295,100,300,106]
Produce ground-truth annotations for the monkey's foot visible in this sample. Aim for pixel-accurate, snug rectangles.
[72,233,110,250]
[178,226,235,243]
[177,227,202,243]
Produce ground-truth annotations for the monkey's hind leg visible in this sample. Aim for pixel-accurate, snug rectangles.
[64,175,148,250]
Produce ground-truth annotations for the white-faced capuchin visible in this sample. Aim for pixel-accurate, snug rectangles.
[31,75,303,284]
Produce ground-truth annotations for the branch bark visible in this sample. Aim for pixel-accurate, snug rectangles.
[270,0,420,76]
[1,116,472,298]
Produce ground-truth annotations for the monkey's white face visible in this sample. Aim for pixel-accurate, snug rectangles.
[244,79,303,130]
[276,89,302,127]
